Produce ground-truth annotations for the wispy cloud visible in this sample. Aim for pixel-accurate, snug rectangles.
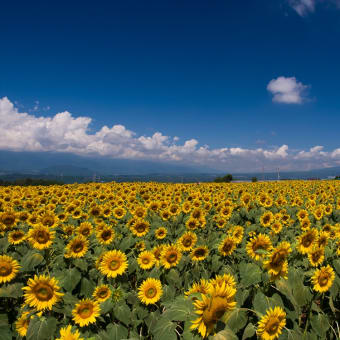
[267,76,309,104]
[1,97,339,172]
[287,0,340,16]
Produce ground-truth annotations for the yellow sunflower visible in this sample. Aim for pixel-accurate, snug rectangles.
[56,325,84,340]
[22,275,64,310]
[160,244,182,269]
[263,242,291,275]
[137,251,156,270]
[210,273,236,289]
[96,226,115,245]
[308,246,325,267]
[190,246,209,262]
[190,282,236,338]
[77,222,93,237]
[152,245,164,266]
[311,265,335,293]
[257,306,286,340]
[65,235,88,258]
[177,231,197,251]
[185,279,212,297]
[260,211,274,227]
[246,234,272,261]
[27,224,55,250]
[155,227,167,239]
[15,312,30,337]
[8,229,26,245]
[72,299,100,327]
[297,228,318,254]
[92,285,111,302]
[218,236,236,256]
[99,250,128,278]
[232,226,244,244]
[138,278,162,305]
[130,220,150,237]
[0,255,20,284]
[113,207,126,219]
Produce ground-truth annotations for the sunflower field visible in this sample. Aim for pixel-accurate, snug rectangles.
[1,180,340,340]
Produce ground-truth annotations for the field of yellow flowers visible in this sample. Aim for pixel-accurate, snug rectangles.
[1,180,340,340]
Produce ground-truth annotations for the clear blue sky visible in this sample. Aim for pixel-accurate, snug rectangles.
[0,1,339,171]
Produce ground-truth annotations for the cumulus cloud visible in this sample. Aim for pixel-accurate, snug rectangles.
[267,76,309,104]
[1,96,340,172]
[288,0,315,16]
[287,0,340,16]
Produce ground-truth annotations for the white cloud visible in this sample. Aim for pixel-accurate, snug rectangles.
[1,96,340,172]
[288,0,315,16]
[267,76,309,104]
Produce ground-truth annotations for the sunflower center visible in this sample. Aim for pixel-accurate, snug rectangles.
[194,249,206,257]
[146,287,157,298]
[223,242,232,252]
[271,251,285,267]
[266,318,280,335]
[142,258,150,264]
[167,252,178,263]
[101,231,112,240]
[109,259,120,270]
[98,289,109,298]
[12,232,24,241]
[36,231,49,243]
[0,262,12,276]
[183,238,192,247]
[137,225,146,233]
[72,241,84,253]
[78,304,94,318]
[3,216,15,225]
[302,235,314,247]
[318,273,329,287]
[33,283,54,301]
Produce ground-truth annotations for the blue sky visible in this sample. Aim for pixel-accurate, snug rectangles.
[1,0,340,171]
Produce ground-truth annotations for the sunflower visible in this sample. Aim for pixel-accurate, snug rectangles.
[297,228,318,254]
[191,246,209,262]
[77,222,93,237]
[218,236,236,256]
[257,306,286,340]
[317,230,329,248]
[232,226,244,243]
[152,245,164,266]
[0,211,18,230]
[39,212,58,228]
[23,275,64,310]
[210,273,236,289]
[246,234,272,261]
[65,235,88,258]
[56,325,84,340]
[308,246,325,267]
[155,227,167,239]
[138,278,162,305]
[271,221,282,234]
[297,209,308,221]
[137,251,156,270]
[300,218,311,231]
[96,226,115,245]
[177,231,197,251]
[99,250,128,278]
[185,217,199,230]
[0,255,20,285]
[15,312,30,337]
[269,261,288,281]
[113,207,126,219]
[185,279,212,297]
[311,265,335,293]
[135,241,146,252]
[160,244,182,269]
[260,211,274,227]
[8,229,26,245]
[130,220,150,237]
[92,285,111,302]
[27,224,55,250]
[72,299,100,327]
[190,282,236,338]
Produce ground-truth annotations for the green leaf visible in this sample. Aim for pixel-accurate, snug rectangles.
[242,323,256,340]
[26,317,57,340]
[74,258,88,271]
[0,327,12,340]
[212,328,238,340]
[60,267,81,292]
[151,317,177,340]
[332,259,340,275]
[106,323,128,340]
[225,308,247,333]
[113,302,131,325]
[310,313,330,337]
[80,277,95,297]
[239,263,262,287]
[166,268,181,288]
[253,292,272,315]
[163,296,194,321]
[0,283,23,298]
[100,299,114,315]
[21,251,44,271]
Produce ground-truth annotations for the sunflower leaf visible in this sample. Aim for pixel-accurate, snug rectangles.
[26,316,57,340]
[0,282,23,298]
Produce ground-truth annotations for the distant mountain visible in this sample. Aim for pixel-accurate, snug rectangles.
[0,150,220,176]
